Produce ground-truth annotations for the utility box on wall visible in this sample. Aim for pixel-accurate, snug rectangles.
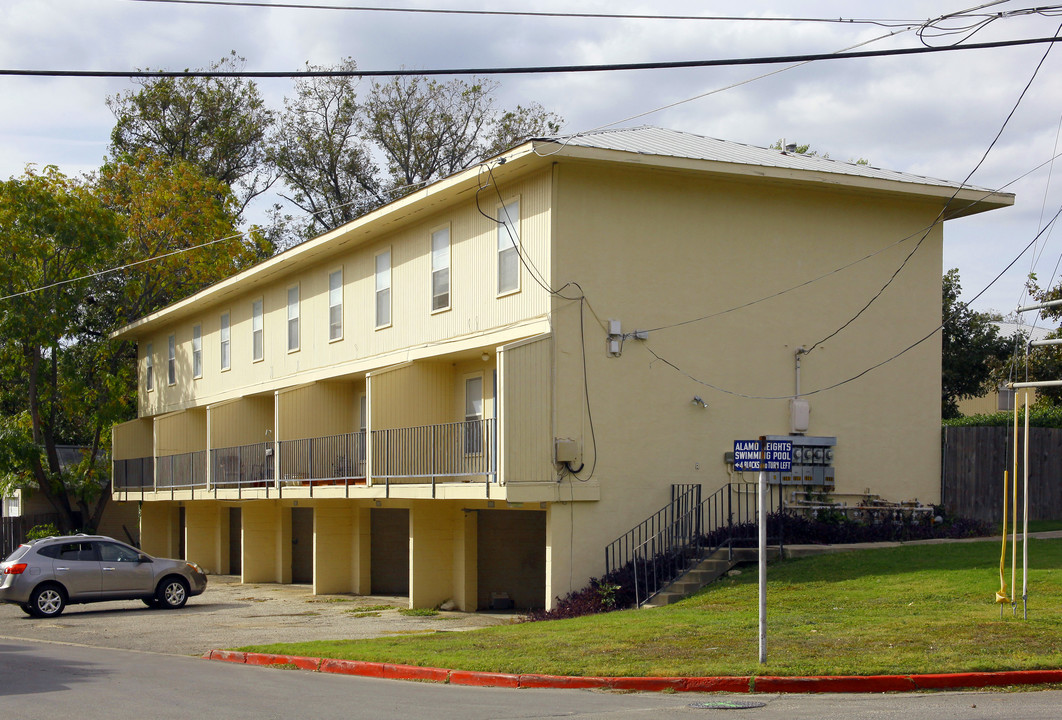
[767,435,835,487]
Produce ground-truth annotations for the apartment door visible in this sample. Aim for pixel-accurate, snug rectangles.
[291,507,314,584]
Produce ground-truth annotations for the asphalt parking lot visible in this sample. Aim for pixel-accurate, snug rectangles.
[0,575,520,656]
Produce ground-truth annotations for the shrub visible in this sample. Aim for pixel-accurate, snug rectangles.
[25,522,60,541]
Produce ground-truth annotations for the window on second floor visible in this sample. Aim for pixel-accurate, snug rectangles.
[464,375,484,454]
[220,312,231,371]
[192,324,203,379]
[328,269,343,341]
[287,285,300,352]
[497,199,520,295]
[375,249,391,329]
[145,343,154,391]
[252,299,264,362]
[431,226,450,312]
[167,334,176,385]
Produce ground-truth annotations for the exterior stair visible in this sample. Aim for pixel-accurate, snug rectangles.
[642,546,781,608]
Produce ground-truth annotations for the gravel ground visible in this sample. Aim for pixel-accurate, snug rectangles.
[0,575,521,657]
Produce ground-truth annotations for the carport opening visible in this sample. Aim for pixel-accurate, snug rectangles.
[291,507,313,584]
[476,509,546,611]
[370,508,409,595]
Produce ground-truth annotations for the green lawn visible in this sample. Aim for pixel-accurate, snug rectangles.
[238,539,1062,677]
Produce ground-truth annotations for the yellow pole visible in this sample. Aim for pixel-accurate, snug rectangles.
[1012,394,1020,605]
[997,469,1009,605]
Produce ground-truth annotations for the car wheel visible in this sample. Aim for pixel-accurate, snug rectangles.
[156,577,189,609]
[142,598,162,609]
[28,584,66,618]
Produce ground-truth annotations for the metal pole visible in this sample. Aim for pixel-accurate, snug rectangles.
[1023,389,1030,619]
[758,436,767,665]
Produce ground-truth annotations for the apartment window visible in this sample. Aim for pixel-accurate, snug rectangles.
[252,299,264,362]
[192,324,203,379]
[287,285,300,352]
[220,312,230,371]
[375,249,391,328]
[145,343,154,391]
[167,334,176,385]
[328,269,343,341]
[3,494,19,518]
[431,227,450,312]
[497,199,520,295]
[464,375,484,454]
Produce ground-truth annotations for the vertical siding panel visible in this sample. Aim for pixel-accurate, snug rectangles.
[210,398,273,448]
[155,409,207,455]
[500,335,553,484]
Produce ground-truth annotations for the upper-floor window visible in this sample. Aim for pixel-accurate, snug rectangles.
[375,249,391,329]
[431,226,450,312]
[287,285,300,352]
[328,269,343,341]
[497,199,520,295]
[145,342,154,391]
[167,334,176,385]
[252,298,264,362]
[220,312,231,371]
[464,375,484,454]
[192,324,203,379]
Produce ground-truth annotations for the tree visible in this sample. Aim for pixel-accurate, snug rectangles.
[361,75,563,196]
[941,269,1015,418]
[0,166,126,533]
[769,139,869,165]
[106,52,276,216]
[267,59,384,239]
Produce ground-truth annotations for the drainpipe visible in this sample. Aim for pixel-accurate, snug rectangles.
[794,346,807,399]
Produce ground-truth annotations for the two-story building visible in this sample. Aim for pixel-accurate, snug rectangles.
[111,127,1013,610]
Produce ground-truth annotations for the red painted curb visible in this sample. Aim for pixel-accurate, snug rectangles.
[205,651,1062,693]
[450,670,520,688]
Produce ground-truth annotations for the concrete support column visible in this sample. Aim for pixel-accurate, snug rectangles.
[452,508,477,611]
[355,506,371,594]
[314,501,357,594]
[242,502,289,583]
[184,503,222,575]
[140,502,178,558]
[545,501,571,611]
[409,502,455,609]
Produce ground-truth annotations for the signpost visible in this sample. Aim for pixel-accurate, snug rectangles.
[734,438,792,664]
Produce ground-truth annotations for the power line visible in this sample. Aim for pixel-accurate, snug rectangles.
[4,35,1061,78]
[121,0,926,26]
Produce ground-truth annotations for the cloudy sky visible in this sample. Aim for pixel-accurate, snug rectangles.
[3,0,1062,319]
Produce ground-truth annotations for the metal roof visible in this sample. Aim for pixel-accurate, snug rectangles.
[535,126,991,192]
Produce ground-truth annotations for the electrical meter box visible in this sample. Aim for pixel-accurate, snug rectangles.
[766,435,835,487]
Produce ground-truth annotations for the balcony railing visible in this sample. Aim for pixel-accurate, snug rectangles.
[371,418,496,491]
[113,457,154,490]
[278,431,366,484]
[210,442,272,488]
[156,451,207,489]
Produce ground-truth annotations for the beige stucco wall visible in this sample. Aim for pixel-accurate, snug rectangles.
[545,161,946,598]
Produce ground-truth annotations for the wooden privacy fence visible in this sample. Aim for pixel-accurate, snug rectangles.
[942,425,1062,524]
[1,513,61,558]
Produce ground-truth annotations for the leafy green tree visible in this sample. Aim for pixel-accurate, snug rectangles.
[941,269,1015,418]
[106,52,276,216]
[267,59,384,239]
[0,166,126,533]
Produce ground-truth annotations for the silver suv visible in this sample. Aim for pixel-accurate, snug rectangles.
[0,534,207,618]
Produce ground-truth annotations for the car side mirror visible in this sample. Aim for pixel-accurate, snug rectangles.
[137,553,152,563]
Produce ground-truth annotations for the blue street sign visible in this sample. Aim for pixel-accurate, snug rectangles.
[733,439,792,472]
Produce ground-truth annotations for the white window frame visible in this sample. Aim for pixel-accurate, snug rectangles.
[464,374,484,455]
[145,342,154,392]
[219,312,231,372]
[430,225,451,313]
[375,248,392,329]
[287,284,300,353]
[328,268,343,342]
[252,298,264,363]
[167,334,176,386]
[192,324,203,379]
[496,198,520,296]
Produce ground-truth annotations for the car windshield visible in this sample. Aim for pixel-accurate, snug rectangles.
[3,544,30,563]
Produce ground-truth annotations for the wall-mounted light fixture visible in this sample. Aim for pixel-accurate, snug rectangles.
[691,395,708,408]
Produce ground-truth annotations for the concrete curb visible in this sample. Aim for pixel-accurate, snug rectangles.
[202,650,1062,693]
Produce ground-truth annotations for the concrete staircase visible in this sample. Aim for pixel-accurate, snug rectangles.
[642,546,781,608]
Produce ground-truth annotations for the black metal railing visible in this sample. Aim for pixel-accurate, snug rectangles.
[156,450,207,489]
[113,457,154,490]
[604,482,784,606]
[371,419,497,491]
[210,442,272,488]
[278,431,366,484]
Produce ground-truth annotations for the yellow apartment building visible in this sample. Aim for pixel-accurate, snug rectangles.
[111,127,1013,610]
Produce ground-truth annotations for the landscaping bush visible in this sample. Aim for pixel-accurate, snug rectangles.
[25,522,60,541]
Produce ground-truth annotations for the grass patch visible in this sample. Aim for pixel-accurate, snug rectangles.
[236,539,1062,677]
[348,611,383,618]
[398,608,439,617]
[307,597,356,604]
[1027,520,1062,533]
[351,604,394,612]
